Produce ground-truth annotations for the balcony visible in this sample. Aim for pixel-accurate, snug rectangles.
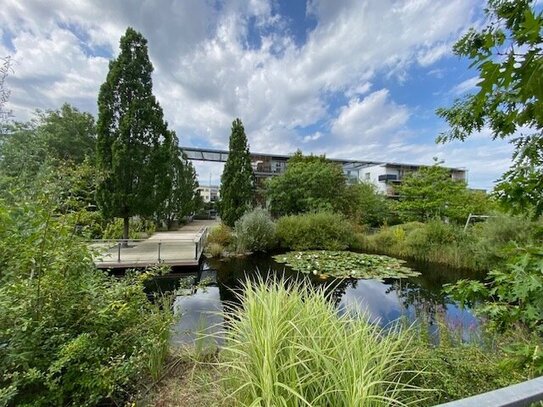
[378,174,398,182]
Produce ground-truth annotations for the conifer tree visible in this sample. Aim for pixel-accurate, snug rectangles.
[157,133,200,229]
[220,118,254,226]
[96,27,173,240]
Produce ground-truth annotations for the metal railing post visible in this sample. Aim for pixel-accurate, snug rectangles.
[158,242,162,262]
[195,241,199,260]
[117,242,121,262]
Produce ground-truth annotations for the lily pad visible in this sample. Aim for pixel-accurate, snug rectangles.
[273,251,420,280]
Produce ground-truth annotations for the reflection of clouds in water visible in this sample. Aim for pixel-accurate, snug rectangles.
[338,279,405,325]
[171,286,224,345]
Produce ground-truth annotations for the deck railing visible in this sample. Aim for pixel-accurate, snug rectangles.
[193,226,209,260]
[90,227,209,266]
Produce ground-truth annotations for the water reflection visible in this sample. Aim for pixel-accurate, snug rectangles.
[153,254,481,345]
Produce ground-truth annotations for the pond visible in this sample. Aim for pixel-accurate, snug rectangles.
[144,253,485,345]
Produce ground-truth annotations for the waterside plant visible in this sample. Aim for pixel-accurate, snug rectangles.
[219,278,423,406]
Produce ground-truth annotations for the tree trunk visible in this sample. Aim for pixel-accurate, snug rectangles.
[123,216,129,245]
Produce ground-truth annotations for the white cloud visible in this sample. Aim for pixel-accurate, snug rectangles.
[417,43,450,66]
[1,0,505,187]
[331,89,410,141]
[303,132,323,143]
[452,76,480,95]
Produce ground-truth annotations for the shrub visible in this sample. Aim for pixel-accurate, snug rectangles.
[276,212,354,250]
[408,339,523,405]
[359,219,520,270]
[472,214,538,246]
[221,278,422,406]
[207,242,225,258]
[0,199,173,406]
[233,208,277,253]
[102,217,156,239]
[207,223,233,247]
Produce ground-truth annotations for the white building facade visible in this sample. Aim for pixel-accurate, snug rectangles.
[343,163,467,196]
[196,185,220,203]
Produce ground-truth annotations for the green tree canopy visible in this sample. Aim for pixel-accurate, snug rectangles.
[157,135,200,229]
[219,118,254,226]
[394,164,491,223]
[266,152,347,217]
[96,27,173,239]
[343,181,391,226]
[0,103,96,184]
[437,0,543,216]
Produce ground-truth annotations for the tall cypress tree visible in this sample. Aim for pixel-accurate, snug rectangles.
[157,132,200,229]
[96,27,172,240]
[220,118,254,226]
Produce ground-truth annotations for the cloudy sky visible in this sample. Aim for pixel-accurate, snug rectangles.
[1,0,515,189]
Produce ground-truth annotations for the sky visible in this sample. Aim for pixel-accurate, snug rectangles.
[0,0,516,189]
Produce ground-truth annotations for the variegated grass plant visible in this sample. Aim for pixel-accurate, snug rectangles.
[218,278,424,406]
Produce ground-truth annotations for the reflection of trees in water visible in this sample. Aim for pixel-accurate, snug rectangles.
[388,258,482,327]
[388,279,446,325]
[198,254,480,335]
[215,256,358,315]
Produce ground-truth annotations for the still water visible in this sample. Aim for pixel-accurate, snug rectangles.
[144,254,484,345]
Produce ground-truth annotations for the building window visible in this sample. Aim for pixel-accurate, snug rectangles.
[365,172,370,180]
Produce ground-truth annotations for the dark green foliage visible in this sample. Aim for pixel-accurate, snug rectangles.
[394,163,492,224]
[445,246,543,340]
[234,208,277,253]
[266,152,347,217]
[343,181,391,226]
[0,197,172,406]
[437,0,543,216]
[96,27,173,238]
[157,135,200,229]
[219,118,254,226]
[276,212,355,251]
[37,103,96,163]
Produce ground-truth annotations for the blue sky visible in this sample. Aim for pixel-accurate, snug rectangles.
[0,0,514,189]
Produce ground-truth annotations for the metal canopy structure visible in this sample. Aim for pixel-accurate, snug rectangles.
[182,147,230,163]
[179,146,383,167]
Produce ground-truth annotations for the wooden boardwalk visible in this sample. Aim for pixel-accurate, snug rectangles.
[92,220,217,269]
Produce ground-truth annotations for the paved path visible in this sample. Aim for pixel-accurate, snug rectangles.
[93,219,218,269]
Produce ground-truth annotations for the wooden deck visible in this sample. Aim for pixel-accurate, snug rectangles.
[92,220,216,269]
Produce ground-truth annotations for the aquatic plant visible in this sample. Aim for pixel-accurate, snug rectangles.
[273,250,419,280]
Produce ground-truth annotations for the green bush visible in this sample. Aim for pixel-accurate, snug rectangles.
[408,340,523,405]
[276,212,355,250]
[234,208,277,253]
[207,242,225,258]
[0,199,173,406]
[221,278,422,406]
[359,218,539,270]
[207,223,233,247]
[63,209,105,239]
[102,217,156,239]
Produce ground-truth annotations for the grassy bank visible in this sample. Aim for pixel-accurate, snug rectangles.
[143,278,529,407]
[355,216,541,271]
